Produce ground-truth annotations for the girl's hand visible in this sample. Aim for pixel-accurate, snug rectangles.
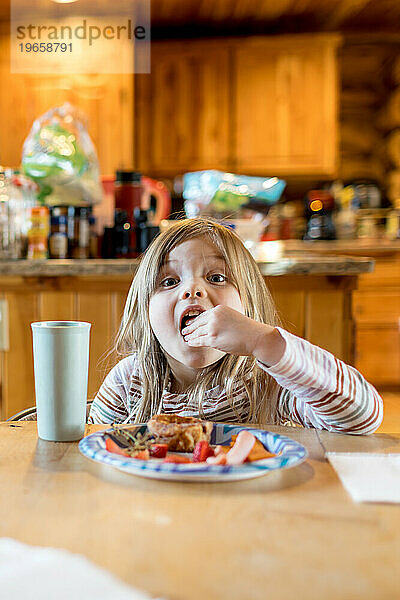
[181,305,285,365]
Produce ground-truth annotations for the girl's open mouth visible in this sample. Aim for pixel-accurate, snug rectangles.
[180,308,205,333]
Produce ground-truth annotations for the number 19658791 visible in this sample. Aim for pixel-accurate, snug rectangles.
[19,42,73,52]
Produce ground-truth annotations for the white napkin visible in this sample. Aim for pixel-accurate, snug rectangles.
[0,538,165,600]
[327,452,400,504]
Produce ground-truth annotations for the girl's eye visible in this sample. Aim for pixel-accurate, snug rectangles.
[160,277,179,287]
[207,273,227,283]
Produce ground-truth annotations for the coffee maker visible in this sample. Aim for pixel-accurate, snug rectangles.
[304,190,336,240]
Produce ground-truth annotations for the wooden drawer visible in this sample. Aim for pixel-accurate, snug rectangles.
[358,260,400,290]
[353,291,400,325]
[356,326,400,386]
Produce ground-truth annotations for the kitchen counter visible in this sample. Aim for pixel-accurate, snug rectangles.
[0,251,372,419]
[0,253,374,277]
[280,239,400,257]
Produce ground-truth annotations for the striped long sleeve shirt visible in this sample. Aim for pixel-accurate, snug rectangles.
[88,327,383,434]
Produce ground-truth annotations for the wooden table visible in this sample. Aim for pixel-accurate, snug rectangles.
[1,422,399,600]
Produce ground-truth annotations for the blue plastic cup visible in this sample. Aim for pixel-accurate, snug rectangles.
[31,321,91,442]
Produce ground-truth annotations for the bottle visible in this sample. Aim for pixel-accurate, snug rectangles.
[27,206,50,259]
[101,226,115,259]
[134,208,160,254]
[114,209,130,258]
[88,216,99,258]
[114,170,143,218]
[114,171,144,256]
[0,169,27,259]
[49,215,68,258]
[70,207,90,259]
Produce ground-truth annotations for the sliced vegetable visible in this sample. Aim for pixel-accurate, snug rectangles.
[246,438,276,462]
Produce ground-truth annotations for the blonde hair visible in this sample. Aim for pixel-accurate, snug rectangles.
[116,217,281,424]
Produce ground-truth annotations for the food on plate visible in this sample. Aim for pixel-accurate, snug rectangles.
[105,437,150,460]
[206,452,227,465]
[225,430,256,465]
[192,441,215,462]
[149,443,168,459]
[147,413,213,452]
[105,437,130,457]
[104,419,276,466]
[246,438,277,461]
[163,454,191,464]
[216,434,277,462]
[104,429,153,459]
[207,432,277,465]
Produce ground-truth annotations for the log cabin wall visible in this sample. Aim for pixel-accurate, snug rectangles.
[338,40,400,196]
[339,42,388,184]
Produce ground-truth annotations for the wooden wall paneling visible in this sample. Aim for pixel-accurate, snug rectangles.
[0,348,4,419]
[270,290,305,337]
[356,326,400,385]
[38,292,75,322]
[304,290,346,361]
[111,292,128,334]
[76,292,113,400]
[2,292,38,418]
[150,0,400,31]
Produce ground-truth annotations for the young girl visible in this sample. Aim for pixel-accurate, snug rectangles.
[89,217,383,434]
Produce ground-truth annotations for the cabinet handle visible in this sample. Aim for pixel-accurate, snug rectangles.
[0,298,9,351]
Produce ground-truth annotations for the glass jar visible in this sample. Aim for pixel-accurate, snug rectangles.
[70,207,90,259]
[0,169,27,259]
[49,215,68,258]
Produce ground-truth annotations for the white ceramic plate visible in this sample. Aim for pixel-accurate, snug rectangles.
[79,423,307,482]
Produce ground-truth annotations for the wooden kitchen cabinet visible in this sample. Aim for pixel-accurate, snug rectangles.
[234,35,340,176]
[135,34,340,177]
[135,41,232,175]
[354,259,400,387]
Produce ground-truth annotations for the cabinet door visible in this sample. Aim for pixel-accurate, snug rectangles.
[135,42,231,175]
[356,326,400,386]
[234,35,340,176]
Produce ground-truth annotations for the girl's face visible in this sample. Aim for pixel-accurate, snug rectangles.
[149,238,244,372]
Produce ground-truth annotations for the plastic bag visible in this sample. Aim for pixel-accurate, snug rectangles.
[183,170,286,218]
[21,102,103,206]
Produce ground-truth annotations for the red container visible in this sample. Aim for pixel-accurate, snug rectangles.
[114,171,143,224]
